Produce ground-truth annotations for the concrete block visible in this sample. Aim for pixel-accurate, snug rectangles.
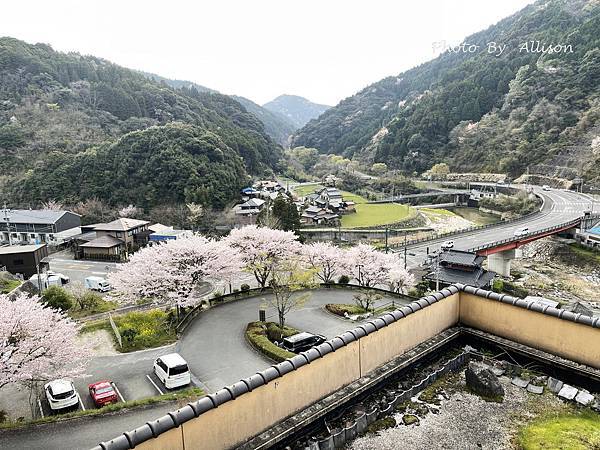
[575,391,595,406]
[558,384,578,401]
[318,435,334,450]
[511,377,529,389]
[547,377,563,394]
[527,384,543,395]
[356,414,367,434]
[332,429,345,448]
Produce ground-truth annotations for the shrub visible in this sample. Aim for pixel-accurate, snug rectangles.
[112,310,176,352]
[245,322,297,362]
[240,283,250,291]
[492,279,504,293]
[212,290,223,299]
[42,286,73,311]
[502,281,529,298]
[338,275,350,284]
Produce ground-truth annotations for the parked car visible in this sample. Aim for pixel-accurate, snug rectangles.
[542,185,551,191]
[84,276,111,292]
[44,379,79,411]
[154,353,191,389]
[88,380,118,407]
[514,227,529,237]
[282,332,327,354]
[441,240,454,250]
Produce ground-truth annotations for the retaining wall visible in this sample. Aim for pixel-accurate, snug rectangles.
[96,284,600,450]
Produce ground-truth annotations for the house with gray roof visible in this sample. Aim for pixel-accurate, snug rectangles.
[0,209,81,246]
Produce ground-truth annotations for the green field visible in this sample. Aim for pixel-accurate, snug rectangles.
[341,203,413,228]
[293,184,413,228]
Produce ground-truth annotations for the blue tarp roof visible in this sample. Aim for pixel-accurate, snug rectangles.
[589,227,600,235]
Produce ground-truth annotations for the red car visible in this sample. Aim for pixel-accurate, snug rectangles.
[88,381,118,407]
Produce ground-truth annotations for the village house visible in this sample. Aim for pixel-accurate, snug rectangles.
[300,187,355,226]
[0,208,81,246]
[75,218,149,260]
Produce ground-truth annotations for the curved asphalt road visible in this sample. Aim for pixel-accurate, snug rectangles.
[0,186,596,450]
[398,186,597,269]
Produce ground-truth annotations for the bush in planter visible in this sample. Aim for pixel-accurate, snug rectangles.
[240,283,251,291]
[338,275,350,284]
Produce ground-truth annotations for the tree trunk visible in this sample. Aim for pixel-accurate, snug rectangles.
[278,310,285,330]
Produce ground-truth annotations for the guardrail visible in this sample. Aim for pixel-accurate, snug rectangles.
[467,217,581,253]
[388,209,541,250]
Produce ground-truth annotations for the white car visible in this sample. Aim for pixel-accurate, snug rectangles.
[44,379,79,411]
[514,227,529,238]
[154,353,191,389]
[441,240,454,250]
[542,185,551,191]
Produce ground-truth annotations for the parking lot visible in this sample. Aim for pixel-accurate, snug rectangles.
[44,250,117,284]
[37,361,201,418]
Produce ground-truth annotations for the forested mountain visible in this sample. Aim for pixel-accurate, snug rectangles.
[17,123,248,209]
[263,94,330,129]
[0,37,282,208]
[139,72,297,147]
[291,0,600,186]
[139,71,215,93]
[232,96,296,147]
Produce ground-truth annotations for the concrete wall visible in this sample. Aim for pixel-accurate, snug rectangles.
[97,286,600,450]
[460,292,600,369]
[359,294,460,374]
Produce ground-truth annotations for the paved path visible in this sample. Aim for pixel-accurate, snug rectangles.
[2,186,596,449]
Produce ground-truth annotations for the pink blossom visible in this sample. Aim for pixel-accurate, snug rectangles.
[302,242,346,283]
[0,293,90,389]
[225,225,302,287]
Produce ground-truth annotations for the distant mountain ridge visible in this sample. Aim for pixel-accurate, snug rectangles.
[263,94,330,129]
[0,37,282,209]
[291,0,600,187]
[139,73,296,146]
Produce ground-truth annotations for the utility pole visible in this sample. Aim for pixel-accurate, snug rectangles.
[385,228,388,253]
[435,253,440,292]
[404,232,407,269]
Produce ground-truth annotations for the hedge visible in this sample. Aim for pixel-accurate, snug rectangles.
[245,322,298,362]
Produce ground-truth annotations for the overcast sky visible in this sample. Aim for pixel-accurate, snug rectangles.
[3,0,533,106]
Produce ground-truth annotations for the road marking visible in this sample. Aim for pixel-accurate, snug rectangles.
[92,271,107,275]
[112,382,126,403]
[78,394,86,411]
[37,398,44,418]
[146,374,164,395]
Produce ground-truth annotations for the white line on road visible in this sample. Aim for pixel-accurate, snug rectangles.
[78,394,86,411]
[112,382,126,403]
[37,398,44,418]
[91,272,107,275]
[146,374,164,395]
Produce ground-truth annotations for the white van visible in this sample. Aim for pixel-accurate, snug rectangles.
[153,353,191,389]
[514,227,529,237]
[85,276,111,292]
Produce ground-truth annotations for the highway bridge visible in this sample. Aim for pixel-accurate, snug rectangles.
[0,186,597,450]
[393,185,599,275]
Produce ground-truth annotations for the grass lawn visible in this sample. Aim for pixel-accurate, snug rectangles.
[292,183,324,197]
[341,203,413,228]
[518,411,600,450]
[68,297,118,319]
[0,279,21,293]
[81,309,177,352]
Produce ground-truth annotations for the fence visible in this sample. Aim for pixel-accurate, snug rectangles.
[466,217,580,253]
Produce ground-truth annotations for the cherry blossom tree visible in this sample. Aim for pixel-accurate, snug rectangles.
[225,225,302,288]
[0,293,90,390]
[268,258,318,330]
[302,242,346,284]
[118,204,142,218]
[387,266,415,294]
[344,244,403,288]
[108,236,242,311]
